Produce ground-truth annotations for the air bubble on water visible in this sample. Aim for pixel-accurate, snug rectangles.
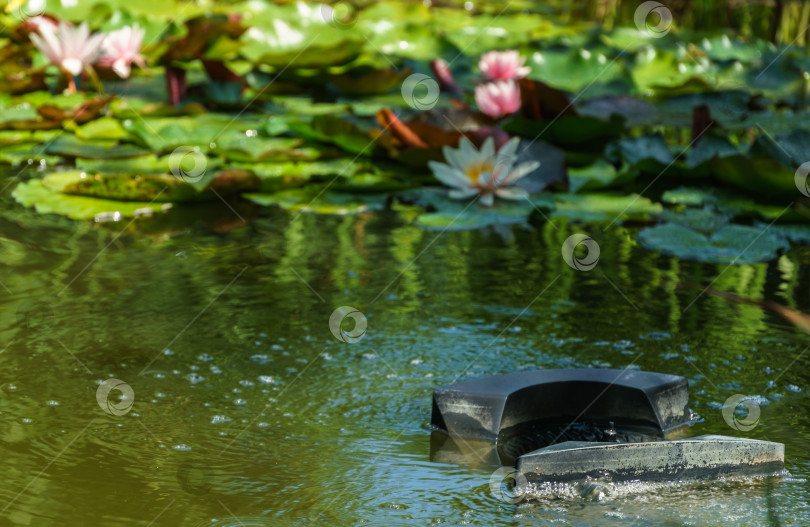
[232,388,242,394]
[45,400,59,406]
[19,418,33,424]
[270,344,283,351]
[250,354,271,364]
[189,365,199,371]
[8,384,17,391]
[410,358,423,365]
[198,354,213,362]
[211,415,231,424]
[259,333,267,338]
[155,392,166,398]
[763,366,775,374]
[786,384,802,392]
[186,373,205,385]
[239,380,255,387]
[255,341,261,346]
[210,365,222,374]
[163,349,174,356]
[257,422,269,428]
[172,444,191,451]
[258,375,275,385]
[234,399,247,406]
[767,380,777,388]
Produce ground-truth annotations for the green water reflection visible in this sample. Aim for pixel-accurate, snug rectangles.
[1,181,809,526]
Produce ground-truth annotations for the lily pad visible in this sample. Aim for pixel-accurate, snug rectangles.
[45,135,151,159]
[568,159,633,192]
[413,188,536,230]
[551,192,663,223]
[637,223,789,263]
[244,188,387,215]
[12,179,164,221]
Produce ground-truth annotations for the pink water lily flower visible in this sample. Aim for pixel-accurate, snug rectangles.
[30,22,104,92]
[428,136,539,207]
[479,50,530,81]
[475,80,522,119]
[97,24,146,79]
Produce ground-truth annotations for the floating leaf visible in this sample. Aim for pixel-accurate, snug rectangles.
[637,223,789,263]
[412,188,535,230]
[551,192,662,222]
[244,188,387,215]
[12,179,164,221]
[45,135,151,159]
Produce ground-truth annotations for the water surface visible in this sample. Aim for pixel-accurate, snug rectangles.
[1,177,809,526]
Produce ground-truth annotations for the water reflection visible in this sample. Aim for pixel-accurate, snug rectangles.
[0,188,809,525]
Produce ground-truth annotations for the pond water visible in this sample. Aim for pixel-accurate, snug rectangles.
[1,173,809,526]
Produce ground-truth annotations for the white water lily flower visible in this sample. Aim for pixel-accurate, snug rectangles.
[30,21,104,88]
[428,137,540,207]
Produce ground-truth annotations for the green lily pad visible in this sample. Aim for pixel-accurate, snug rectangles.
[551,192,663,222]
[212,135,307,162]
[244,188,387,215]
[45,135,151,159]
[637,223,789,263]
[568,159,633,192]
[660,207,731,232]
[413,188,536,230]
[42,171,197,202]
[70,117,130,141]
[12,178,164,221]
[661,186,796,221]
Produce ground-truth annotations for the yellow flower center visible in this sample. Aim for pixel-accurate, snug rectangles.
[464,161,494,184]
